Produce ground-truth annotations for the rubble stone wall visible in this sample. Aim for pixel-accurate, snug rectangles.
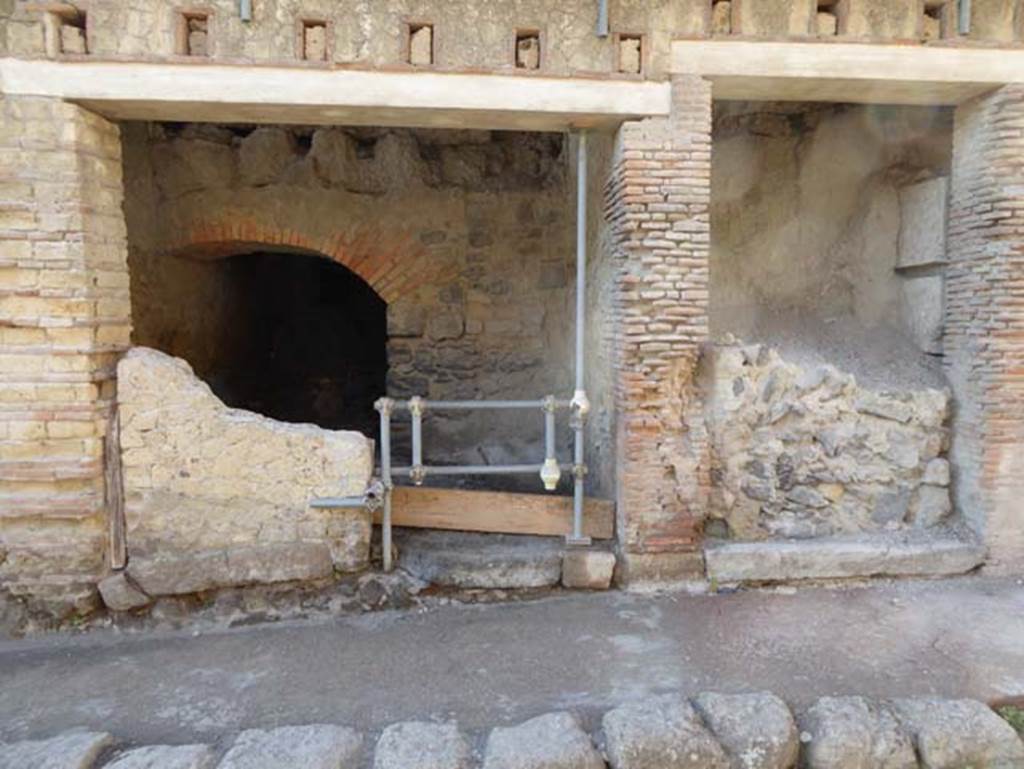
[0,95,131,618]
[703,341,953,541]
[117,347,374,596]
[4,0,1022,74]
[121,122,577,483]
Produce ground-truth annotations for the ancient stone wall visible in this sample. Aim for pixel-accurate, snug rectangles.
[946,85,1024,572]
[703,341,952,541]
[121,122,577,482]
[0,95,131,617]
[710,102,952,392]
[4,0,1022,71]
[116,347,373,600]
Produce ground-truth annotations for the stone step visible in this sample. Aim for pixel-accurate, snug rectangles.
[704,529,986,584]
[394,529,565,589]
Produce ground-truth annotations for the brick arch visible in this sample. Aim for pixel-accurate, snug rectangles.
[165,215,455,305]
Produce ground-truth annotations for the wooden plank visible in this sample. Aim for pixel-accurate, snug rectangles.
[373,486,614,539]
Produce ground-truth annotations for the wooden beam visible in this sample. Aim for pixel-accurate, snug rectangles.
[0,58,670,131]
[372,486,615,539]
[671,40,1024,105]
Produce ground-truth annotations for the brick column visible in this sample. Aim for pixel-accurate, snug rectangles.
[0,97,131,616]
[605,76,712,581]
[946,85,1024,572]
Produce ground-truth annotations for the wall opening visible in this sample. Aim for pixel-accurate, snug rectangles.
[134,249,387,434]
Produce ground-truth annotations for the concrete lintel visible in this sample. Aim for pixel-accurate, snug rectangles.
[0,58,670,131]
[672,41,1024,105]
[705,533,986,583]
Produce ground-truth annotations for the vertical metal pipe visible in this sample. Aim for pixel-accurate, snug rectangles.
[239,0,253,22]
[958,0,971,35]
[409,396,425,486]
[378,399,394,572]
[569,132,591,546]
[545,408,556,462]
[596,0,610,37]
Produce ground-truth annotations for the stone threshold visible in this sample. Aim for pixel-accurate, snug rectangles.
[704,530,986,584]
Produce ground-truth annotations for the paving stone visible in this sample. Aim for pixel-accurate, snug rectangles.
[97,571,152,612]
[561,551,615,590]
[602,694,730,769]
[890,698,1024,769]
[693,692,798,769]
[0,730,113,769]
[373,721,472,769]
[800,696,916,769]
[105,744,216,769]
[483,712,603,769]
[218,724,362,769]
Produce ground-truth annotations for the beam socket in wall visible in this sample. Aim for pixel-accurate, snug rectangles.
[42,7,87,57]
[406,22,434,66]
[177,10,211,57]
[514,29,541,70]
[815,0,841,36]
[923,1,954,40]
[299,19,330,61]
[615,33,643,74]
[711,1,733,35]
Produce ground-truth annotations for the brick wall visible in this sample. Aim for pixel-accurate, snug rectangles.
[946,85,1024,572]
[0,96,131,616]
[605,76,712,577]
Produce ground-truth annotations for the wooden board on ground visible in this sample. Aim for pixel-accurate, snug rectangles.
[374,486,614,540]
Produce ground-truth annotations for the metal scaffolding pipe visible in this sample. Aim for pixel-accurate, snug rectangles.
[392,463,574,477]
[239,0,252,22]
[393,399,570,411]
[409,396,425,485]
[596,0,610,37]
[377,398,394,572]
[568,131,592,547]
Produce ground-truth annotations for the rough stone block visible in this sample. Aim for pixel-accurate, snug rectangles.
[238,128,298,186]
[909,486,952,528]
[969,0,1021,41]
[104,744,215,769]
[219,725,363,769]
[816,12,838,36]
[397,531,563,589]
[409,25,433,66]
[693,692,799,769]
[561,550,615,590]
[0,731,113,769]
[840,0,921,38]
[304,24,327,61]
[128,542,335,597]
[373,722,472,769]
[712,1,733,34]
[97,571,152,611]
[618,37,641,74]
[516,35,540,70]
[900,274,944,355]
[483,712,603,769]
[117,348,373,582]
[890,698,1024,769]
[59,25,87,54]
[602,694,730,769]
[735,0,815,36]
[800,696,916,769]
[616,551,706,588]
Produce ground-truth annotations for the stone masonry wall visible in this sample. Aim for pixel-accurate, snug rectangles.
[606,76,711,579]
[946,85,1024,572]
[0,95,131,617]
[121,123,577,483]
[703,340,952,541]
[117,348,373,598]
[4,0,1022,73]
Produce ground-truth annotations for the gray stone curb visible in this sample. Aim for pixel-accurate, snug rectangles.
[1,695,1022,769]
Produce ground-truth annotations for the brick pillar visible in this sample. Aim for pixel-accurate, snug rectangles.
[946,85,1024,572]
[0,96,131,616]
[605,76,712,582]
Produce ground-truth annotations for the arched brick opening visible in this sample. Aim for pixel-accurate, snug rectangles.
[165,216,457,305]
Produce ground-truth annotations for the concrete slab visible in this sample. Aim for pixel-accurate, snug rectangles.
[0,577,1022,747]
